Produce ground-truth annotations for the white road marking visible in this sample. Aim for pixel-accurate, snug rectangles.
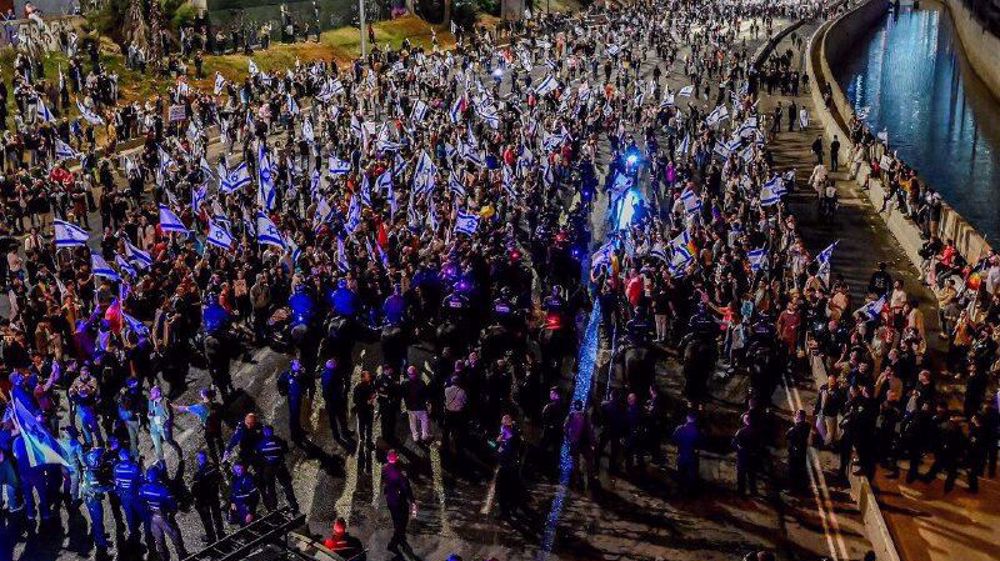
[334,363,366,523]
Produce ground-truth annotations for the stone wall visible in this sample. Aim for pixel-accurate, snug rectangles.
[810,0,993,268]
[944,0,1000,100]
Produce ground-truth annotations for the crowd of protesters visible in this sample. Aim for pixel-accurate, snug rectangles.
[0,1,995,561]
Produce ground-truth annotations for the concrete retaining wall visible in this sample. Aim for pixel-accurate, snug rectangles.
[944,0,1000,100]
[809,0,993,270]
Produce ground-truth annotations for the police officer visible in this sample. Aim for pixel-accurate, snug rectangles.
[82,448,113,553]
[224,412,264,464]
[112,448,144,544]
[786,410,811,493]
[320,359,351,443]
[672,411,702,491]
[255,425,300,512]
[227,462,260,526]
[139,466,188,560]
[191,450,225,543]
[382,449,416,554]
[277,360,309,442]
[116,377,145,456]
[495,416,523,517]
[540,388,566,476]
[733,413,760,496]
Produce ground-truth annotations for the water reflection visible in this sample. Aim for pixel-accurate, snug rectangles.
[835,1,1000,242]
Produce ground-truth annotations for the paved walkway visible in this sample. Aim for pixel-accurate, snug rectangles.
[761,18,1000,561]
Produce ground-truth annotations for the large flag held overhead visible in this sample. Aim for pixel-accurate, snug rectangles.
[53,219,90,248]
[91,253,121,282]
[454,210,480,236]
[9,394,72,469]
[125,240,153,269]
[207,221,235,250]
[158,204,190,235]
[222,162,252,193]
[256,211,285,249]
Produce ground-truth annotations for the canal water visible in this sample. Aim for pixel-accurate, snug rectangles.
[835,1,1000,243]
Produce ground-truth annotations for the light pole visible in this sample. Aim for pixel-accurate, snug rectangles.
[359,0,367,57]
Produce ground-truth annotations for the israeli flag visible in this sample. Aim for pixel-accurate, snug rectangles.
[856,295,886,320]
[214,72,226,95]
[123,312,150,337]
[461,142,485,167]
[328,156,352,176]
[502,165,516,197]
[763,175,786,197]
[534,74,559,96]
[678,133,691,155]
[125,240,153,269]
[192,183,208,215]
[591,240,615,271]
[248,59,260,76]
[222,161,251,193]
[815,240,839,285]
[678,85,695,97]
[345,195,362,235]
[454,210,480,236]
[336,237,350,273]
[705,104,729,127]
[680,188,702,215]
[606,44,621,57]
[760,182,782,207]
[449,95,464,123]
[799,108,809,130]
[660,93,676,108]
[36,99,55,123]
[115,254,138,278]
[410,99,429,122]
[53,219,90,248]
[92,253,121,282]
[448,172,467,200]
[360,175,372,207]
[748,248,768,272]
[55,139,79,161]
[257,145,276,210]
[10,395,71,469]
[76,100,104,125]
[287,93,300,115]
[302,118,315,144]
[376,170,393,193]
[200,156,217,182]
[649,242,668,263]
[158,204,190,235]
[256,211,285,249]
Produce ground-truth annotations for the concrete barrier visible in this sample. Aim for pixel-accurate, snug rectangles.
[944,0,1000,100]
[807,0,993,270]
[848,473,903,561]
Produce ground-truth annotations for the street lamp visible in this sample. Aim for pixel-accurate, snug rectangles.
[359,0,367,57]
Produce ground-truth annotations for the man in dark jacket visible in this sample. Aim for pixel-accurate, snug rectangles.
[382,449,416,554]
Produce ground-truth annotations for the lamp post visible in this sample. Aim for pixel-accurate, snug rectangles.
[359,0,367,57]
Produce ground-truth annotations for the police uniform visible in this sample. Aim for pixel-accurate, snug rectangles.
[82,449,112,549]
[255,434,299,512]
[191,461,225,542]
[112,456,144,540]
[139,475,188,560]
[227,471,260,526]
[277,367,308,442]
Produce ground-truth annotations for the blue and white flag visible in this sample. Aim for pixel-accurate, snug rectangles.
[649,242,668,263]
[360,175,372,207]
[815,240,838,285]
[158,204,190,235]
[287,93,300,115]
[91,253,121,282]
[448,172,467,200]
[680,188,702,215]
[76,100,104,125]
[345,195,362,235]
[336,237,350,272]
[115,254,138,278]
[856,295,886,320]
[748,248,768,272]
[678,133,691,156]
[410,99,429,123]
[759,181,782,206]
[192,183,208,215]
[53,219,89,248]
[125,240,153,269]
[678,85,695,97]
[257,145,276,210]
[36,99,55,123]
[248,59,260,75]
[214,72,226,95]
[207,220,235,250]
[460,142,484,167]
[502,165,516,197]
[454,210,480,236]
[9,395,71,468]
[534,74,559,96]
[302,118,315,144]
[591,240,615,271]
[314,197,335,228]
[54,139,79,161]
[705,104,729,127]
[328,156,352,176]
[256,211,285,249]
[222,161,252,193]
